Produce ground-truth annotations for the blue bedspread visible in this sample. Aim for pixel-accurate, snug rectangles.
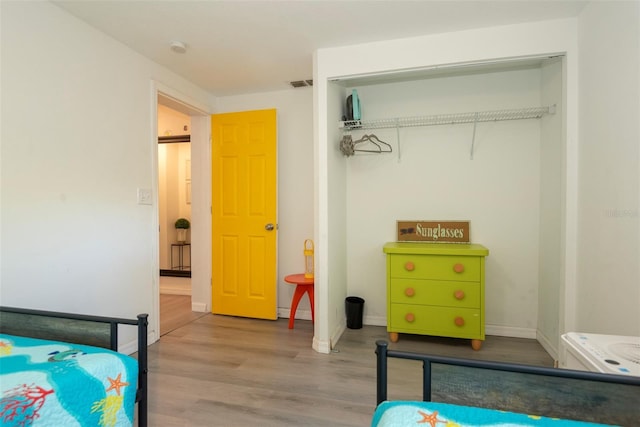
[372,401,614,427]
[0,334,138,427]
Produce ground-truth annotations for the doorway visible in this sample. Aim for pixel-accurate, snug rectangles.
[158,107,192,280]
[155,90,211,338]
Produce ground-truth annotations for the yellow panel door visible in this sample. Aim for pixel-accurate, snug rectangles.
[211,109,277,319]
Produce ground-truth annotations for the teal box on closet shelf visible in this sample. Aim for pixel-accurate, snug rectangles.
[346,89,361,121]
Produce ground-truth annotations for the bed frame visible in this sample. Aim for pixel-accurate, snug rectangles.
[375,340,640,424]
[0,306,148,427]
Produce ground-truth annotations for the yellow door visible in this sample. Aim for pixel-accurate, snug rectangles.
[211,109,277,319]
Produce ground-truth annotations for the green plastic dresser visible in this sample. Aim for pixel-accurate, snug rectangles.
[383,242,489,350]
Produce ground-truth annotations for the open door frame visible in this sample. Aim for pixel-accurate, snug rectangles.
[150,82,212,342]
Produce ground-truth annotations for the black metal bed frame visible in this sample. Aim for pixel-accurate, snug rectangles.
[0,306,149,427]
[375,340,640,406]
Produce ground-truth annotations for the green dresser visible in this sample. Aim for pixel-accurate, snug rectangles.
[383,242,489,350]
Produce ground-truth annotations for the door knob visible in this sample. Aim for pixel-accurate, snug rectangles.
[265,223,275,231]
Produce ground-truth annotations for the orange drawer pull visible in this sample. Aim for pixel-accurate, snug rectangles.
[405,313,415,323]
[404,261,415,271]
[453,263,465,273]
[454,290,465,300]
[454,316,465,327]
[405,287,415,297]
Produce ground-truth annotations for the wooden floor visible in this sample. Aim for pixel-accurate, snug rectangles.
[160,294,207,336]
[148,305,554,426]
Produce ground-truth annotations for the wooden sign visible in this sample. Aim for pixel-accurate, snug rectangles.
[397,220,470,243]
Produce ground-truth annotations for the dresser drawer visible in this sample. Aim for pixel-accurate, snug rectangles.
[389,304,482,338]
[389,254,481,281]
[389,279,480,308]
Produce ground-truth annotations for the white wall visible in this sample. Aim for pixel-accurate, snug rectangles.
[0,1,212,348]
[188,114,211,311]
[157,143,191,270]
[315,18,579,351]
[325,81,349,351]
[576,1,640,336]
[214,89,315,319]
[344,68,545,336]
[537,58,564,354]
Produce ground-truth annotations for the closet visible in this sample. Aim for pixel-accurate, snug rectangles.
[335,57,563,354]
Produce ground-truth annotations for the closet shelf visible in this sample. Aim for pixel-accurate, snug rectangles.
[338,105,555,131]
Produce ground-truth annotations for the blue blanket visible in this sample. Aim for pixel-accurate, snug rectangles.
[0,334,138,426]
[372,401,614,426]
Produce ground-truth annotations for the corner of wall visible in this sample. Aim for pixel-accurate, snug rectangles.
[313,335,332,354]
[330,321,346,352]
[536,329,558,361]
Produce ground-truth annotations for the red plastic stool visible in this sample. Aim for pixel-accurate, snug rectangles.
[284,273,314,329]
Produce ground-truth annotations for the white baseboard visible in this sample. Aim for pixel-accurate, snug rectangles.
[363,315,387,327]
[192,302,208,312]
[313,335,332,354]
[277,307,312,320]
[485,324,537,339]
[536,330,559,360]
[284,313,546,353]
[119,330,157,355]
[119,339,138,355]
[330,322,346,351]
[278,306,343,354]
[349,316,540,338]
[335,315,539,340]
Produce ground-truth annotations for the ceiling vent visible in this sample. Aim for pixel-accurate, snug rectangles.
[290,79,313,88]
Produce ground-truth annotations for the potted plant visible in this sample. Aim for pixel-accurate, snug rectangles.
[175,218,190,243]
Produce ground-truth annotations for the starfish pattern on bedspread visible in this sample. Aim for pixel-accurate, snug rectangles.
[106,373,129,396]
[417,409,445,426]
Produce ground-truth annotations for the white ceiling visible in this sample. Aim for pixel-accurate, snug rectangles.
[52,0,588,97]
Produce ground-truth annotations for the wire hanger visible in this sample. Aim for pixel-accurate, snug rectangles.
[352,134,392,154]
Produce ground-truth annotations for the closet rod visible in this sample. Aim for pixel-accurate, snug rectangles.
[339,105,555,131]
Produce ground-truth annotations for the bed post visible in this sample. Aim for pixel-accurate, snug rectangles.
[375,340,388,405]
[110,322,119,351]
[137,313,148,427]
[423,360,432,402]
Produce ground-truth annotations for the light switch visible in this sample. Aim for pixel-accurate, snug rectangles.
[137,188,152,205]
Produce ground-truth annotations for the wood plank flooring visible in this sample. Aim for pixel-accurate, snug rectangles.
[160,294,208,336]
[148,308,553,426]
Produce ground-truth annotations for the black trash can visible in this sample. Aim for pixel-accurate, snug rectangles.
[345,296,365,329]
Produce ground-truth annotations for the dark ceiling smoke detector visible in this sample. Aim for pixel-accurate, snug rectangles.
[290,79,313,88]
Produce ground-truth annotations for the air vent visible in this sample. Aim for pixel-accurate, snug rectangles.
[290,79,313,88]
